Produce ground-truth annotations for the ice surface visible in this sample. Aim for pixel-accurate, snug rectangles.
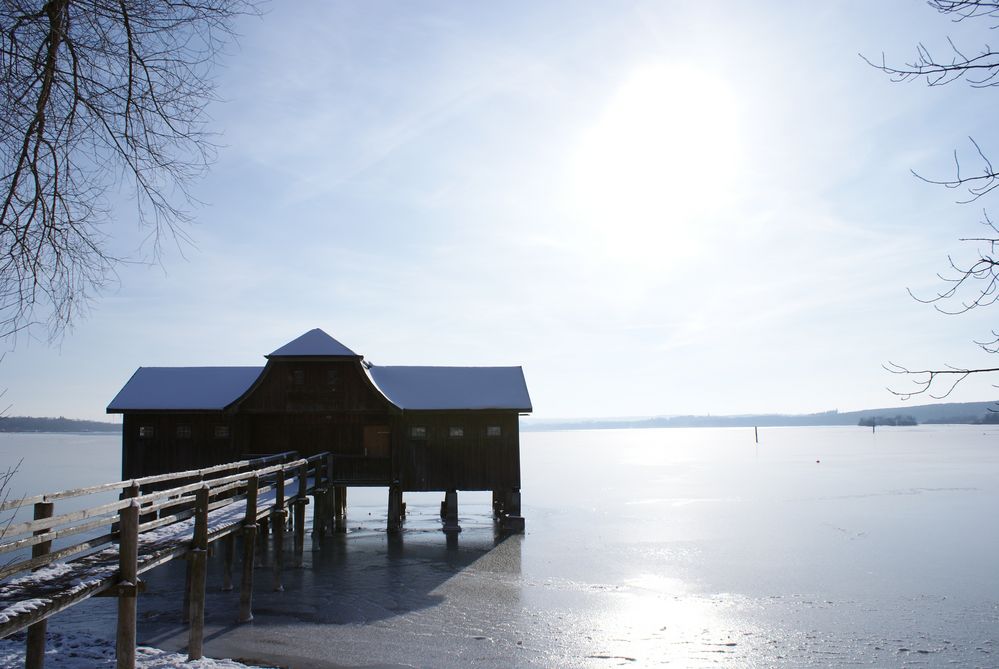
[5,426,997,668]
[0,630,274,668]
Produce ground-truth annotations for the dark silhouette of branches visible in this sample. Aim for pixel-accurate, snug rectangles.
[867,1,999,397]
[0,0,256,341]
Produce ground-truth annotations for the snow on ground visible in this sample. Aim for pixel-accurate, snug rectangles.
[0,630,275,669]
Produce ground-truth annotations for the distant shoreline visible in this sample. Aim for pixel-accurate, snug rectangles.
[523,399,999,432]
[0,416,119,434]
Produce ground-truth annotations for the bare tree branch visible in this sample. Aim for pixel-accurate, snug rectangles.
[0,0,258,342]
[866,2,999,398]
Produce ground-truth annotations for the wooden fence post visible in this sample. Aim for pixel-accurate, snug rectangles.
[272,471,286,592]
[221,534,234,592]
[25,501,54,669]
[116,501,139,669]
[238,475,258,623]
[334,485,346,533]
[187,486,210,661]
[310,460,326,542]
[294,464,307,567]
[325,454,335,536]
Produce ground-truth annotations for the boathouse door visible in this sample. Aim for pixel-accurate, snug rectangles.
[363,425,391,458]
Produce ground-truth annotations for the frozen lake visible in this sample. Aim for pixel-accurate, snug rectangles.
[0,425,997,667]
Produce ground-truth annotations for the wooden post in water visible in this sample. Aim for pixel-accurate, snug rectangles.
[221,534,234,592]
[442,489,460,533]
[387,484,402,533]
[334,485,346,533]
[238,475,258,623]
[294,463,308,567]
[754,426,758,444]
[25,500,54,669]
[116,501,139,669]
[272,472,286,591]
[187,486,210,661]
[325,454,335,535]
[310,456,327,541]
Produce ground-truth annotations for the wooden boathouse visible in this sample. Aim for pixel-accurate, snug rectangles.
[107,329,532,531]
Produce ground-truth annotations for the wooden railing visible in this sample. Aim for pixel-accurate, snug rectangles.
[0,451,337,669]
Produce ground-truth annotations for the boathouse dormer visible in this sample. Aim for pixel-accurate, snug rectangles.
[108,328,532,531]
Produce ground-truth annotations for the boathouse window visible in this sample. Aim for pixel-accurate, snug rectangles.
[138,426,155,438]
[327,369,338,390]
[449,426,464,438]
[410,426,427,439]
[292,369,305,386]
[214,425,230,439]
[176,425,192,439]
[486,425,502,437]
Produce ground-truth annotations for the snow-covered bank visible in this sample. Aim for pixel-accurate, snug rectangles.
[0,631,275,669]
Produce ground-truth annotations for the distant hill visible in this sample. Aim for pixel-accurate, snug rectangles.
[0,416,120,433]
[523,400,999,432]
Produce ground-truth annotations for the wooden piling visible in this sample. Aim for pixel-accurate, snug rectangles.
[294,464,308,567]
[187,486,210,661]
[387,485,402,533]
[443,489,460,533]
[115,501,139,669]
[334,485,346,533]
[272,472,286,592]
[238,475,258,624]
[221,534,234,591]
[25,501,54,669]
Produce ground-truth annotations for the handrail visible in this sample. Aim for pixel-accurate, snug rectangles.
[0,452,297,513]
[0,449,336,667]
[0,453,321,574]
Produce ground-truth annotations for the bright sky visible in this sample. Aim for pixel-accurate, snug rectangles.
[5,0,999,422]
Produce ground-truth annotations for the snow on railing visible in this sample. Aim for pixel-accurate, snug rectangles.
[0,451,336,669]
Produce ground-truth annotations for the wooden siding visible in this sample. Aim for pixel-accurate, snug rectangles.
[396,412,520,491]
[121,413,238,480]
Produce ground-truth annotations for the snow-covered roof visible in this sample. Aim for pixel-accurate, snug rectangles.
[368,366,532,412]
[107,367,263,412]
[267,328,357,358]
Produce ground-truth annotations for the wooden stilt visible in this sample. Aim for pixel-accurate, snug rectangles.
[293,501,306,566]
[387,485,402,533]
[187,486,210,661]
[502,488,525,533]
[25,501,54,669]
[272,473,286,592]
[115,501,139,669]
[334,485,346,533]
[443,489,460,533]
[221,534,234,592]
[256,515,269,567]
[294,464,308,567]
[238,476,258,624]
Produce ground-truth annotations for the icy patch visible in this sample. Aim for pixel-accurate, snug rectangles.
[0,630,275,668]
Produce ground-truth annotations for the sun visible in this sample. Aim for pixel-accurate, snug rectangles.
[569,63,743,263]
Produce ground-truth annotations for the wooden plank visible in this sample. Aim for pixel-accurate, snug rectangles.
[0,532,116,581]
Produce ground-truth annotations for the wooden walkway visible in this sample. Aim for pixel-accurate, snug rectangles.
[0,451,337,669]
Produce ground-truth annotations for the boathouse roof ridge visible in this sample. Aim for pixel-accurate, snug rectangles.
[107,366,264,412]
[368,365,532,412]
[267,328,358,358]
